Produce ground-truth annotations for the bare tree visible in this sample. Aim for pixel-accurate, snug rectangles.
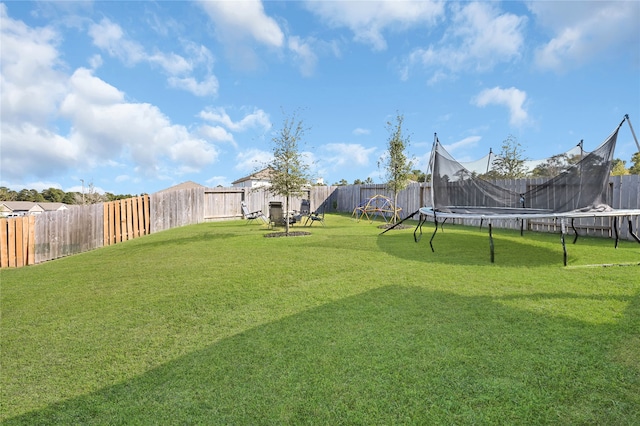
[75,181,104,204]
[267,111,311,234]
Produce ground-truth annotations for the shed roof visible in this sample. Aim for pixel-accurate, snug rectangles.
[1,201,45,212]
[231,167,274,185]
[156,181,205,193]
[39,202,69,211]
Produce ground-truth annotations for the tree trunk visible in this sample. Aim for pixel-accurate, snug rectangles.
[393,191,399,223]
[285,195,290,234]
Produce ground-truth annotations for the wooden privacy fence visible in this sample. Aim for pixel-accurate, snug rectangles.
[36,203,103,263]
[104,196,151,245]
[151,188,204,233]
[0,216,36,268]
[1,176,638,268]
[35,195,150,265]
[1,195,150,268]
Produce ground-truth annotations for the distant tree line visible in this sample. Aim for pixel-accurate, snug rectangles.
[333,170,429,186]
[0,185,141,205]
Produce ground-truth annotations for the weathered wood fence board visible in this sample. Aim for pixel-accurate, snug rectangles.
[203,188,246,220]
[150,188,204,233]
[0,216,36,268]
[104,195,150,246]
[35,204,103,263]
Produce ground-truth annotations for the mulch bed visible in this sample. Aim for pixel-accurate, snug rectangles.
[377,223,410,230]
[264,231,312,238]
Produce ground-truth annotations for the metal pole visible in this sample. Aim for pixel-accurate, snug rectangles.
[625,114,640,152]
[578,139,583,159]
[429,133,438,209]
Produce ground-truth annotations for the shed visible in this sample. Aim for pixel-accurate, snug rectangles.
[232,167,274,188]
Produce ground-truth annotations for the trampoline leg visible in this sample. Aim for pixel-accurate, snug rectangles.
[571,218,579,244]
[561,219,567,266]
[520,219,524,236]
[489,223,495,263]
[628,219,640,244]
[429,217,439,252]
[413,215,426,243]
[614,216,620,249]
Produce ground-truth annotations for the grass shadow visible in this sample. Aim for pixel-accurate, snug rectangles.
[5,286,638,424]
[376,224,562,267]
[377,222,640,267]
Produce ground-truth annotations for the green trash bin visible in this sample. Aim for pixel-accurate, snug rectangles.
[269,201,283,227]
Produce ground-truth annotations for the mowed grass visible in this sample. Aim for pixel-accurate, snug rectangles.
[1,214,639,424]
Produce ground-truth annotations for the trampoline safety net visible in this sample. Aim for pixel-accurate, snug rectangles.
[430,121,623,215]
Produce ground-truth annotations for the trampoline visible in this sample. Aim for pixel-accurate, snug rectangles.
[413,115,640,265]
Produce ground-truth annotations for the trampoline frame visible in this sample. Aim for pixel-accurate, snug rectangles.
[415,207,640,266]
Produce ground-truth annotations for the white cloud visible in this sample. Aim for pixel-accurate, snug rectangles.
[54,68,218,176]
[88,17,217,95]
[235,148,273,173]
[168,75,219,97]
[288,35,318,77]
[199,125,236,145]
[529,1,639,72]
[59,68,151,160]
[88,18,146,66]
[306,0,444,51]
[404,2,526,79]
[473,86,528,127]
[147,51,193,75]
[443,136,482,153]
[0,122,79,180]
[0,6,77,181]
[199,107,271,132]
[88,54,103,69]
[321,143,377,169]
[353,128,371,136]
[0,4,67,125]
[197,0,285,70]
[170,138,219,173]
[65,67,124,104]
[199,0,285,69]
[198,0,284,48]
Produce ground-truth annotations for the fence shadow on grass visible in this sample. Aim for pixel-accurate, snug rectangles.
[5,285,638,424]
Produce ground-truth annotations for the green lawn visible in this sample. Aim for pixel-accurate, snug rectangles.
[1,214,639,424]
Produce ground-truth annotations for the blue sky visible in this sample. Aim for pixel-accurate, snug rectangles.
[1,1,639,195]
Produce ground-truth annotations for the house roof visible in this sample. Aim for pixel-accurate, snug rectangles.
[231,167,274,185]
[156,181,205,193]
[39,202,69,211]
[1,201,45,212]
